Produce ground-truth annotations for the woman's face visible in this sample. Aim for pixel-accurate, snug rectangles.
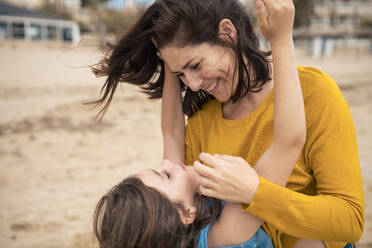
[160,42,237,103]
[137,160,199,210]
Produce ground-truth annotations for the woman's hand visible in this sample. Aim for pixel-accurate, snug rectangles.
[190,153,259,204]
[255,0,295,45]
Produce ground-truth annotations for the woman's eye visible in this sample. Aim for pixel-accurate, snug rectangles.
[165,173,170,179]
[177,73,184,79]
[191,62,200,70]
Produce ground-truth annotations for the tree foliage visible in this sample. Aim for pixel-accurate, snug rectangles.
[38,1,74,20]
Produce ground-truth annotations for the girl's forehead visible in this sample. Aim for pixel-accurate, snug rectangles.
[137,170,169,191]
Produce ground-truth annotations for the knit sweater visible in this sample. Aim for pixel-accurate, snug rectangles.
[185,66,364,248]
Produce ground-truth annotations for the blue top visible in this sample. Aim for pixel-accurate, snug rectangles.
[197,224,273,248]
[197,201,273,248]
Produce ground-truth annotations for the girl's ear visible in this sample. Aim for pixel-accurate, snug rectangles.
[218,18,237,44]
[179,206,197,225]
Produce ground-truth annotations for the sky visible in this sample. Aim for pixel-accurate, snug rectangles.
[106,0,154,10]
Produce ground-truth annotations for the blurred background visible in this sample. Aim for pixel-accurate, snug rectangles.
[0,0,371,247]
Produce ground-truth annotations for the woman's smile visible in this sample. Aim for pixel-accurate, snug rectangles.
[205,78,219,94]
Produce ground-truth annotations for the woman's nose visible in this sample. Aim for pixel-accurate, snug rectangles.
[183,73,203,92]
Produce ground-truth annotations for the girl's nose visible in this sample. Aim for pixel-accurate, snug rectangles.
[159,159,173,169]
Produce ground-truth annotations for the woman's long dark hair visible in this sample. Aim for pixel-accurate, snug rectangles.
[93,177,222,248]
[92,0,271,118]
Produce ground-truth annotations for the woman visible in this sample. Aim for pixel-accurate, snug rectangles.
[92,0,364,247]
[94,3,306,244]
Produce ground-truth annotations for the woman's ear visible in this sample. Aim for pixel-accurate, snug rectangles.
[151,37,159,49]
[179,206,197,225]
[152,37,164,60]
[218,19,237,44]
[157,51,164,60]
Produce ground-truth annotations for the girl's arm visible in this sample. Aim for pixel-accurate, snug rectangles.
[161,62,185,164]
[253,3,324,244]
[253,0,306,187]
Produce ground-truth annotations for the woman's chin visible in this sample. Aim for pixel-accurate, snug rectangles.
[212,88,230,103]
[215,95,230,103]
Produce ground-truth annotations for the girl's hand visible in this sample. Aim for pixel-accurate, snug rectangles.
[191,153,259,204]
[255,0,295,45]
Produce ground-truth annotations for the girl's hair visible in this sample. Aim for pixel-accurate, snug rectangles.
[93,177,221,248]
[92,0,271,118]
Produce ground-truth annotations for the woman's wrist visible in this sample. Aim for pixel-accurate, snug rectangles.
[243,172,260,205]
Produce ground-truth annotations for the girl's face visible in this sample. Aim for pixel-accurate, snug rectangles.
[160,42,237,103]
[137,160,199,214]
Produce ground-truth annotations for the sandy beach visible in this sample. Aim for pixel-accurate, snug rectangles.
[0,42,371,248]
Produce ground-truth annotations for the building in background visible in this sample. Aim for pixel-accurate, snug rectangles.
[294,0,372,57]
[311,0,372,34]
[0,1,80,43]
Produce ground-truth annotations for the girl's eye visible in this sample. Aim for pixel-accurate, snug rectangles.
[177,73,184,79]
[165,172,170,179]
[191,62,200,70]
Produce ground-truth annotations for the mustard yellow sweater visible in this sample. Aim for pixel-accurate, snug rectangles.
[185,66,364,248]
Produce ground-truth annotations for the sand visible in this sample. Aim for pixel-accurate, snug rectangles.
[0,42,371,248]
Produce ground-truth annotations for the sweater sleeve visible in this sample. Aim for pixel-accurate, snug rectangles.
[242,70,365,242]
[185,115,201,166]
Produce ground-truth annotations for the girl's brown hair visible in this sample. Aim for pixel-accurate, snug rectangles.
[92,0,271,118]
[93,177,221,248]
